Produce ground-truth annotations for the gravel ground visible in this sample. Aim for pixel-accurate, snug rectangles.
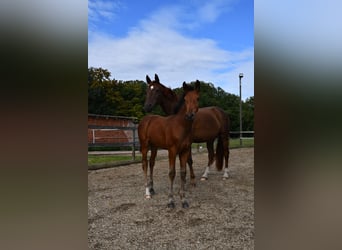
[88,147,254,249]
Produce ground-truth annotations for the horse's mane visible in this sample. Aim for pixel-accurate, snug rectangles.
[173,92,185,114]
[173,84,195,114]
[159,83,177,101]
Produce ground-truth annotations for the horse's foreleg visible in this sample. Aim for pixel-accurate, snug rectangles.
[149,147,157,195]
[167,149,176,208]
[180,150,190,208]
[187,152,196,187]
[201,141,215,181]
[141,146,151,199]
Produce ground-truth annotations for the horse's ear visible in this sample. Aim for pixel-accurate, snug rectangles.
[155,74,160,83]
[195,80,200,92]
[182,81,187,90]
[146,75,152,84]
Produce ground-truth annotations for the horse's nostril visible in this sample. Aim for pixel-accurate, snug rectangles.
[186,113,195,120]
[144,104,153,112]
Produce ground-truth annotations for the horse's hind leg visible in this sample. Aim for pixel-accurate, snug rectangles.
[201,141,215,181]
[141,145,151,199]
[223,135,230,179]
[187,152,196,187]
[149,146,157,195]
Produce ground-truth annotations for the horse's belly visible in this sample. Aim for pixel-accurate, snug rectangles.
[191,110,223,142]
[192,130,218,142]
[149,134,167,149]
[192,122,219,142]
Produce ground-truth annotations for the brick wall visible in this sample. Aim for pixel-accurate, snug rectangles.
[88,114,137,146]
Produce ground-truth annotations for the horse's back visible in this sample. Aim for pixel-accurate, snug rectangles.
[192,106,229,142]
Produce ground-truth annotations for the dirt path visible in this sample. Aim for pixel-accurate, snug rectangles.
[88,147,254,249]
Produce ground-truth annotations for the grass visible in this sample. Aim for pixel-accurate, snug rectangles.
[229,138,254,148]
[191,138,254,149]
[88,155,141,165]
[88,138,254,167]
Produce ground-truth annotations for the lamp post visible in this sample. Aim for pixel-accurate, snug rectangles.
[239,73,243,146]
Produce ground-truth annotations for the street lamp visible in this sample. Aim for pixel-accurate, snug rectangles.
[239,73,243,146]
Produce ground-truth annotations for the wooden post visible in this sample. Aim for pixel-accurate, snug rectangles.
[132,126,136,161]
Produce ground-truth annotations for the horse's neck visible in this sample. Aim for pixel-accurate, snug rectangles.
[173,105,193,131]
[160,100,178,115]
[159,88,178,115]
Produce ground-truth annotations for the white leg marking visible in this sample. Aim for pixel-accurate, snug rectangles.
[145,187,151,199]
[201,166,210,180]
[223,167,229,179]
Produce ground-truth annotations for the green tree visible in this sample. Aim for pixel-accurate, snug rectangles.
[88,67,112,114]
[242,96,254,131]
[88,67,254,131]
[88,67,124,115]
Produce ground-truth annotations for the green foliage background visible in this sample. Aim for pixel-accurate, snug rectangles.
[88,67,254,131]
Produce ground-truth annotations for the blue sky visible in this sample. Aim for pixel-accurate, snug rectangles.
[88,0,254,100]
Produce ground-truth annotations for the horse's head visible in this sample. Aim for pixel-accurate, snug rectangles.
[144,74,163,112]
[182,80,200,121]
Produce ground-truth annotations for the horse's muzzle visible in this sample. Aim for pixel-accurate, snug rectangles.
[185,112,195,121]
[144,104,153,112]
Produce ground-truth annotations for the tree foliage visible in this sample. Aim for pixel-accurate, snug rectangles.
[88,67,254,131]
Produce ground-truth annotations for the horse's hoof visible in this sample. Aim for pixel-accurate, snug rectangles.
[200,177,208,181]
[182,201,189,208]
[145,195,152,199]
[167,201,175,208]
[150,188,155,195]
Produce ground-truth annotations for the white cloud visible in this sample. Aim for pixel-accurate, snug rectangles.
[88,0,121,23]
[88,3,254,99]
[197,0,236,23]
[213,52,254,101]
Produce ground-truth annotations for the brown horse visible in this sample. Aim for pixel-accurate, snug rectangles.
[144,74,230,182]
[138,81,200,208]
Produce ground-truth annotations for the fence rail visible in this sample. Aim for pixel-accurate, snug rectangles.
[88,126,254,150]
[88,126,138,160]
[88,122,254,167]
[229,131,254,139]
[88,128,138,145]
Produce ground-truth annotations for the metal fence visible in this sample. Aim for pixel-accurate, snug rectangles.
[88,125,139,160]
[229,131,255,139]
[88,125,253,157]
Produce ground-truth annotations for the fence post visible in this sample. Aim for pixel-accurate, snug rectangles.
[132,126,136,161]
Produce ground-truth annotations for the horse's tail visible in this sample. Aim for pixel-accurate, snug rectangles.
[215,136,224,171]
[215,108,230,171]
